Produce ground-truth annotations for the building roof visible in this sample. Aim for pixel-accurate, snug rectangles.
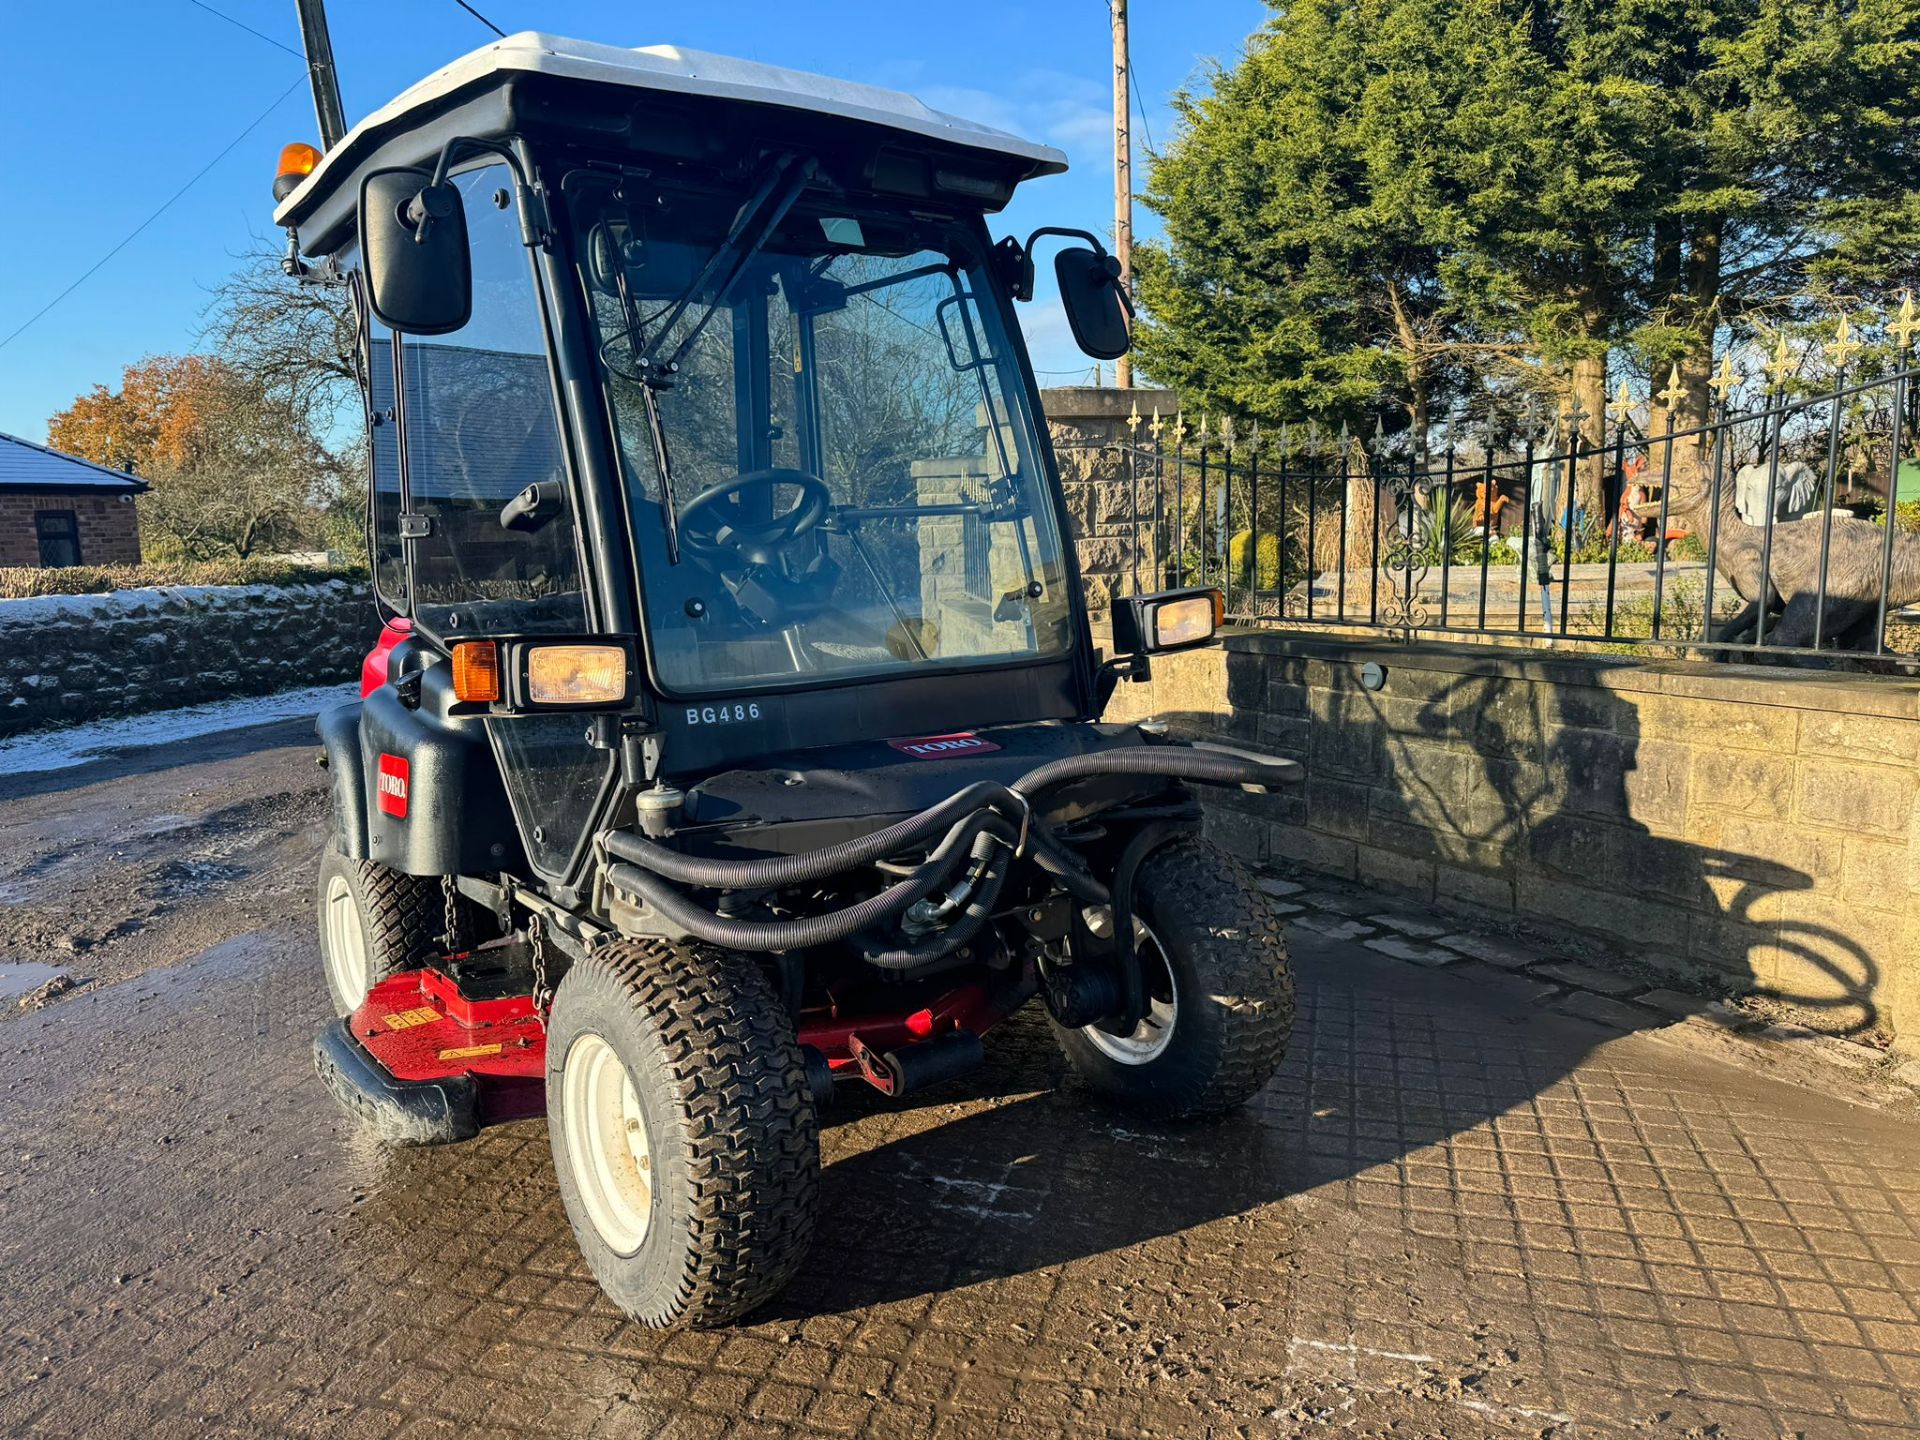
[277,33,1068,226]
[0,432,147,495]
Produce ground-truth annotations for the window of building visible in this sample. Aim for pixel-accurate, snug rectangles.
[35,510,81,568]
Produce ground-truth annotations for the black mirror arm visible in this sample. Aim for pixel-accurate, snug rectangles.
[1001,227,1119,303]
[414,136,551,249]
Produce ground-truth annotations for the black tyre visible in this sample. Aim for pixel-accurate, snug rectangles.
[546,940,819,1329]
[315,842,442,1016]
[1053,837,1294,1119]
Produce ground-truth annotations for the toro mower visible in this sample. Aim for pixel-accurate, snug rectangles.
[282,18,1297,1327]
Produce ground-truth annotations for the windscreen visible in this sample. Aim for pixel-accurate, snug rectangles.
[567,169,1073,694]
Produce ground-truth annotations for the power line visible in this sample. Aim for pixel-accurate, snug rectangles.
[1093,1,1159,155]
[1127,55,1156,154]
[452,0,507,38]
[0,76,308,356]
[182,0,306,60]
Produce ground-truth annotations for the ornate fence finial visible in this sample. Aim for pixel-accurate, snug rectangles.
[1172,410,1188,446]
[1709,352,1741,404]
[1768,332,1795,390]
[1306,418,1320,451]
[1607,379,1635,424]
[1371,415,1386,452]
[1824,314,1862,371]
[1220,415,1237,451]
[1892,290,1919,353]
[1250,419,1262,452]
[1126,399,1142,435]
[1279,421,1293,454]
[1564,394,1591,437]
[1658,363,1688,411]
[1149,406,1164,441]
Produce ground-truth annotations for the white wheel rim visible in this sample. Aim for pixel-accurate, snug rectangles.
[561,1032,654,1255]
[323,873,370,1008]
[1083,918,1179,1065]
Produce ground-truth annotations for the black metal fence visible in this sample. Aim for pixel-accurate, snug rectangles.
[1092,333,1920,667]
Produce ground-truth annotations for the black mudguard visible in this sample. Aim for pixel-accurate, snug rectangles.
[357,656,525,877]
[316,701,370,860]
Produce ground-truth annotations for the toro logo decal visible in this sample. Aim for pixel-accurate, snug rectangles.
[376,753,410,819]
[887,733,1002,760]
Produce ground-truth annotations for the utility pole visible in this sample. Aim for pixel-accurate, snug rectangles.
[294,0,348,150]
[1112,0,1132,389]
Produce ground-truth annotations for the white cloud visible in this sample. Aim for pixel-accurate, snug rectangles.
[916,68,1112,166]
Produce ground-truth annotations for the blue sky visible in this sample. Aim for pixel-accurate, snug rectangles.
[0,0,1270,444]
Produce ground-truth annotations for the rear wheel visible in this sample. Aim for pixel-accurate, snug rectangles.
[547,940,819,1329]
[1053,837,1294,1119]
[314,843,442,1016]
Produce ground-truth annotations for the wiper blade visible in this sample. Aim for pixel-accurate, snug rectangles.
[639,152,817,387]
[619,152,814,563]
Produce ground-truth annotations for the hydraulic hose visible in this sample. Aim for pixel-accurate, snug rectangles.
[606,809,1018,953]
[604,780,1013,890]
[1011,745,1299,797]
[855,827,1016,970]
[604,745,1295,894]
[600,743,1295,958]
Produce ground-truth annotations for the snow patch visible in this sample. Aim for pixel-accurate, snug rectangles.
[0,683,357,774]
[0,581,353,627]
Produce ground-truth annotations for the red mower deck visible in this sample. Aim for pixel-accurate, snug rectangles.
[321,959,1034,1141]
[347,966,547,1126]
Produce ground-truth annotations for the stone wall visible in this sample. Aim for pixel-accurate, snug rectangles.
[1042,387,1179,616]
[0,493,142,567]
[1107,631,1920,1050]
[0,582,370,737]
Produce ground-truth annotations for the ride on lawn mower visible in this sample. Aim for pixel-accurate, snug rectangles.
[281,18,1298,1328]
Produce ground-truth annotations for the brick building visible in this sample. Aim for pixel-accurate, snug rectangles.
[0,432,145,567]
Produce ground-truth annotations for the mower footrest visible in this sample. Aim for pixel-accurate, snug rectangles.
[313,1019,479,1146]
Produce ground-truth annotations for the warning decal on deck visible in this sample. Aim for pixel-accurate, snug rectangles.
[384,1006,440,1031]
[436,1043,504,1062]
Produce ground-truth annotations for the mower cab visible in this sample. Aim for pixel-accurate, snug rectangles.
[288,33,1297,1328]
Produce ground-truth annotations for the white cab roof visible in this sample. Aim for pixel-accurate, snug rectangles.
[276,32,1068,223]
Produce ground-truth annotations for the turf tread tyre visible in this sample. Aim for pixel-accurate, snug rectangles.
[1054,836,1294,1120]
[547,940,818,1329]
[316,843,442,1015]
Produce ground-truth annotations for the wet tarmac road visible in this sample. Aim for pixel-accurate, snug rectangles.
[4,720,1920,1438]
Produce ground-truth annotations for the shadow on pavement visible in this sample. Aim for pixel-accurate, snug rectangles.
[764,930,1616,1319]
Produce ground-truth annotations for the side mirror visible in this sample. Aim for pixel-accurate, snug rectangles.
[1055,246,1132,360]
[360,167,471,335]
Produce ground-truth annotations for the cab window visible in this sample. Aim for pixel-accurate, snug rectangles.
[395,162,586,638]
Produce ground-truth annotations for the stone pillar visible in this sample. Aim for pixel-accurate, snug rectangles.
[1041,386,1181,618]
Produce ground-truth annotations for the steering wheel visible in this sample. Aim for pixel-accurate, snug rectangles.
[676,468,833,568]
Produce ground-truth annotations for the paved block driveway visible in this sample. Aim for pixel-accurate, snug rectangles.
[3,729,1919,1438]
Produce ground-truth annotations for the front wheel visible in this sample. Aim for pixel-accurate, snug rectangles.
[547,940,819,1329]
[1052,837,1294,1119]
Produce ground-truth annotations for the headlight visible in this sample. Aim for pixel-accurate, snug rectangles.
[525,644,629,705]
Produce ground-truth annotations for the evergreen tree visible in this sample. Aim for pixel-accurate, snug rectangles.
[1136,0,1920,508]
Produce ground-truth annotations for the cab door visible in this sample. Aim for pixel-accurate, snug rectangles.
[389,158,613,882]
